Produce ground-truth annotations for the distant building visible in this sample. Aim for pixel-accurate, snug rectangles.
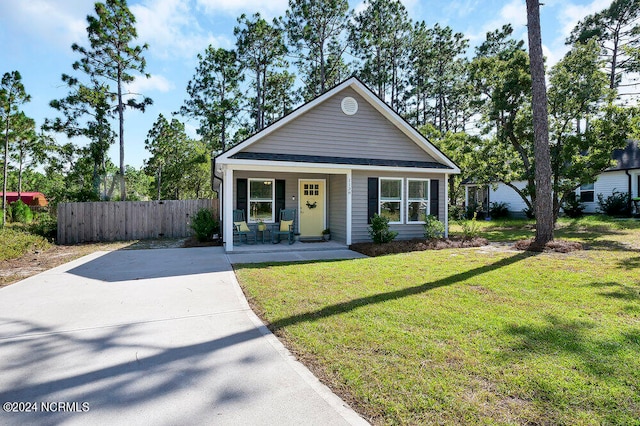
[1,192,49,207]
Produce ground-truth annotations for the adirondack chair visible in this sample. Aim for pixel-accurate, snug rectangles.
[272,208,296,244]
[233,209,256,244]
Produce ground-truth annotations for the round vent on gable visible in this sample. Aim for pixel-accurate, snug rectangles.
[341,96,358,115]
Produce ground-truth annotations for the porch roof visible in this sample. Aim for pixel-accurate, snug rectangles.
[229,152,453,170]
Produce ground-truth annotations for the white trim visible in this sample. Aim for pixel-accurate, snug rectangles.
[444,174,449,238]
[346,170,352,245]
[379,177,404,224]
[298,178,326,237]
[223,159,451,175]
[406,178,430,224]
[248,178,275,223]
[224,168,234,252]
[216,77,460,174]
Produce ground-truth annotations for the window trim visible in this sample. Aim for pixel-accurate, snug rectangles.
[577,182,595,203]
[379,177,404,224]
[406,178,430,224]
[248,178,275,223]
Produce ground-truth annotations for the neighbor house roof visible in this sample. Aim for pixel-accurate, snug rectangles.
[607,140,640,172]
[0,192,48,206]
[216,76,460,174]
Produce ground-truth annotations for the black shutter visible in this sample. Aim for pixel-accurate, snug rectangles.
[367,177,379,224]
[275,180,285,219]
[237,178,247,217]
[430,179,440,219]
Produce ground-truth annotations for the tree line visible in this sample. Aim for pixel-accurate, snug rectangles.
[1,0,639,222]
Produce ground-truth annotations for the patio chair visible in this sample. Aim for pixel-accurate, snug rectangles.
[272,208,296,244]
[233,209,256,244]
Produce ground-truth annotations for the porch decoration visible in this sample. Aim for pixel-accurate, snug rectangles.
[306,200,317,209]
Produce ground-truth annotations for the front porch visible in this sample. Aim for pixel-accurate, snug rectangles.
[230,239,348,254]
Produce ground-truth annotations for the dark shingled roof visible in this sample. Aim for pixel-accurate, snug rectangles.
[230,152,453,170]
[608,140,640,171]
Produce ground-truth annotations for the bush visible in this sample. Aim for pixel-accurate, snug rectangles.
[190,208,219,242]
[465,202,480,219]
[368,213,398,244]
[29,214,58,242]
[597,190,630,217]
[10,200,33,224]
[449,204,465,221]
[458,212,480,239]
[489,202,510,219]
[562,194,585,219]
[523,206,535,219]
[423,214,445,239]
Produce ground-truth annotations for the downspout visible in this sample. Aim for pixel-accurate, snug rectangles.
[625,169,631,213]
[212,156,224,244]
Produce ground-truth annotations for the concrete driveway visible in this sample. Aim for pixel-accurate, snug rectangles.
[0,247,367,425]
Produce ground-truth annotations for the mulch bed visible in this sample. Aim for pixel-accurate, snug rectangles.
[181,237,223,248]
[514,239,583,253]
[349,237,489,257]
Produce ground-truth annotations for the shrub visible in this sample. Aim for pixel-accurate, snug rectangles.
[368,213,398,244]
[423,214,445,239]
[190,208,219,242]
[448,204,466,221]
[10,200,33,224]
[489,202,510,219]
[29,214,58,242]
[523,206,535,219]
[562,194,585,219]
[597,190,630,217]
[458,212,480,239]
[465,202,480,219]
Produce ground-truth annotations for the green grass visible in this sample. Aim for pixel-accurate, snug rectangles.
[235,218,640,424]
[0,226,51,261]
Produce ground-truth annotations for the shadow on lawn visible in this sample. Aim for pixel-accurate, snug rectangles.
[268,251,535,331]
[503,314,638,379]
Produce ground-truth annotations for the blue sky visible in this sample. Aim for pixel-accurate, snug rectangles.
[0,0,614,169]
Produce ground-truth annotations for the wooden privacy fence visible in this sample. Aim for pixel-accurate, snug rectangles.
[57,199,217,244]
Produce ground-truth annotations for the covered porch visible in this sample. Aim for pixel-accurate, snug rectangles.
[219,164,353,253]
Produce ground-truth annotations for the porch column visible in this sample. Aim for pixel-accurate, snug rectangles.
[224,167,234,252]
[444,174,449,238]
[346,170,352,245]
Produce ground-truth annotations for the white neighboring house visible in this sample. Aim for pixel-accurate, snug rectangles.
[464,140,640,216]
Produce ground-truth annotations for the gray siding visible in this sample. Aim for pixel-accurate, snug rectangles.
[328,174,347,243]
[351,170,447,243]
[244,87,437,163]
[234,171,333,235]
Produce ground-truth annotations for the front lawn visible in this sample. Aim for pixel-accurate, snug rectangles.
[235,219,640,424]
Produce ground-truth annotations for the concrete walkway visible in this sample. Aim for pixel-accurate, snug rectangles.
[0,247,368,425]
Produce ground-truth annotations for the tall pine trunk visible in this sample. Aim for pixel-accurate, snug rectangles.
[526,0,554,247]
[117,66,126,201]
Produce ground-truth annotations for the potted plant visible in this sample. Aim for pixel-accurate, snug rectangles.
[322,228,331,241]
[257,219,266,231]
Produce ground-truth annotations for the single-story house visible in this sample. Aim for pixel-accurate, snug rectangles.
[214,77,460,252]
[1,192,48,207]
[464,139,640,216]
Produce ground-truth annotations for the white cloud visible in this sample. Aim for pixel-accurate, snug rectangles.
[131,0,226,59]
[465,0,527,45]
[127,74,174,94]
[556,0,611,41]
[0,0,91,51]
[195,0,288,19]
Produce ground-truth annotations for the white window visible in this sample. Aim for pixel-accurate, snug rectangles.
[407,179,430,223]
[578,183,595,203]
[249,179,274,222]
[379,178,403,224]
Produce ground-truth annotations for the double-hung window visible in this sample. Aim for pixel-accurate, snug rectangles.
[249,179,274,222]
[379,178,403,224]
[578,183,595,203]
[407,179,429,223]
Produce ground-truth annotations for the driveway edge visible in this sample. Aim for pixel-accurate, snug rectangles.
[226,257,370,426]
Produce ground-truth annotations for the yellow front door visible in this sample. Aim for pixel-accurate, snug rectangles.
[299,180,325,237]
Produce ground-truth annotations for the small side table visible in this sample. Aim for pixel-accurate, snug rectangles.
[256,227,270,243]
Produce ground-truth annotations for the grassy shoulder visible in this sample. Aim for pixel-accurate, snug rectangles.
[235,219,640,424]
[0,226,51,262]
